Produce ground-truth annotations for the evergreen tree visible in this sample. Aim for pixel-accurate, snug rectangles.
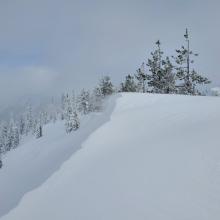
[147,41,177,94]
[77,89,91,114]
[65,108,80,133]
[19,115,25,135]
[12,123,19,148]
[99,76,114,96]
[0,142,2,167]
[0,156,2,168]
[63,94,71,120]
[71,90,76,110]
[173,29,210,95]
[135,63,148,93]
[5,118,20,150]
[147,40,165,93]
[120,74,137,92]
[90,87,103,112]
[61,93,66,120]
[6,121,13,151]
[71,111,80,131]
[41,111,49,125]
[24,103,33,135]
[161,57,176,94]
[1,123,8,153]
[0,123,3,168]
[36,124,43,138]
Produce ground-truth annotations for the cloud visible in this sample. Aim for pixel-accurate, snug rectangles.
[0,0,220,109]
[0,66,61,107]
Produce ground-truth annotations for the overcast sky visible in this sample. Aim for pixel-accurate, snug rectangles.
[0,0,220,107]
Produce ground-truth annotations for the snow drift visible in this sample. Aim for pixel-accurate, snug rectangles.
[1,93,220,220]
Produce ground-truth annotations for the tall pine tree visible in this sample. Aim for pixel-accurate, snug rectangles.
[147,40,165,93]
[173,29,210,95]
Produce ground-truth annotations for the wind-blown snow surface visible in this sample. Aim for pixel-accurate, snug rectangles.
[1,93,220,220]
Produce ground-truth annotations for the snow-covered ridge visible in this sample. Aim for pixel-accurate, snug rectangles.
[1,93,220,220]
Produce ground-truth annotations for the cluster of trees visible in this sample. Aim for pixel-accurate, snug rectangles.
[61,76,114,133]
[0,103,56,162]
[0,76,114,168]
[120,29,210,95]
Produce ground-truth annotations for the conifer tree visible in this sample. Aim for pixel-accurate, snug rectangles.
[71,90,76,110]
[99,76,114,96]
[0,148,2,168]
[147,40,165,93]
[71,111,80,131]
[12,123,19,148]
[19,115,25,135]
[90,87,103,112]
[6,121,13,151]
[61,93,66,120]
[36,124,43,138]
[0,123,3,168]
[65,108,80,133]
[0,155,2,168]
[135,63,148,93]
[1,123,8,153]
[162,57,176,94]
[5,118,20,150]
[173,29,210,95]
[63,94,71,120]
[147,41,177,94]
[120,74,137,92]
[24,103,33,135]
[77,89,91,114]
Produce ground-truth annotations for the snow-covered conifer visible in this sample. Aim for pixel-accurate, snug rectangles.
[24,103,34,135]
[120,74,137,92]
[77,89,91,114]
[146,41,177,94]
[5,121,13,151]
[11,123,20,149]
[173,29,210,95]
[147,40,166,93]
[36,124,43,138]
[161,57,176,94]
[0,123,4,166]
[65,107,80,133]
[135,63,148,93]
[90,87,104,112]
[99,76,114,96]
[19,115,25,135]
[1,123,8,153]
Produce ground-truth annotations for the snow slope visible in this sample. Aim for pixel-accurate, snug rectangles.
[1,93,220,220]
[0,95,117,218]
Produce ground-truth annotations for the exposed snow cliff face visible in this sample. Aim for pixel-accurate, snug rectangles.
[1,93,220,220]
